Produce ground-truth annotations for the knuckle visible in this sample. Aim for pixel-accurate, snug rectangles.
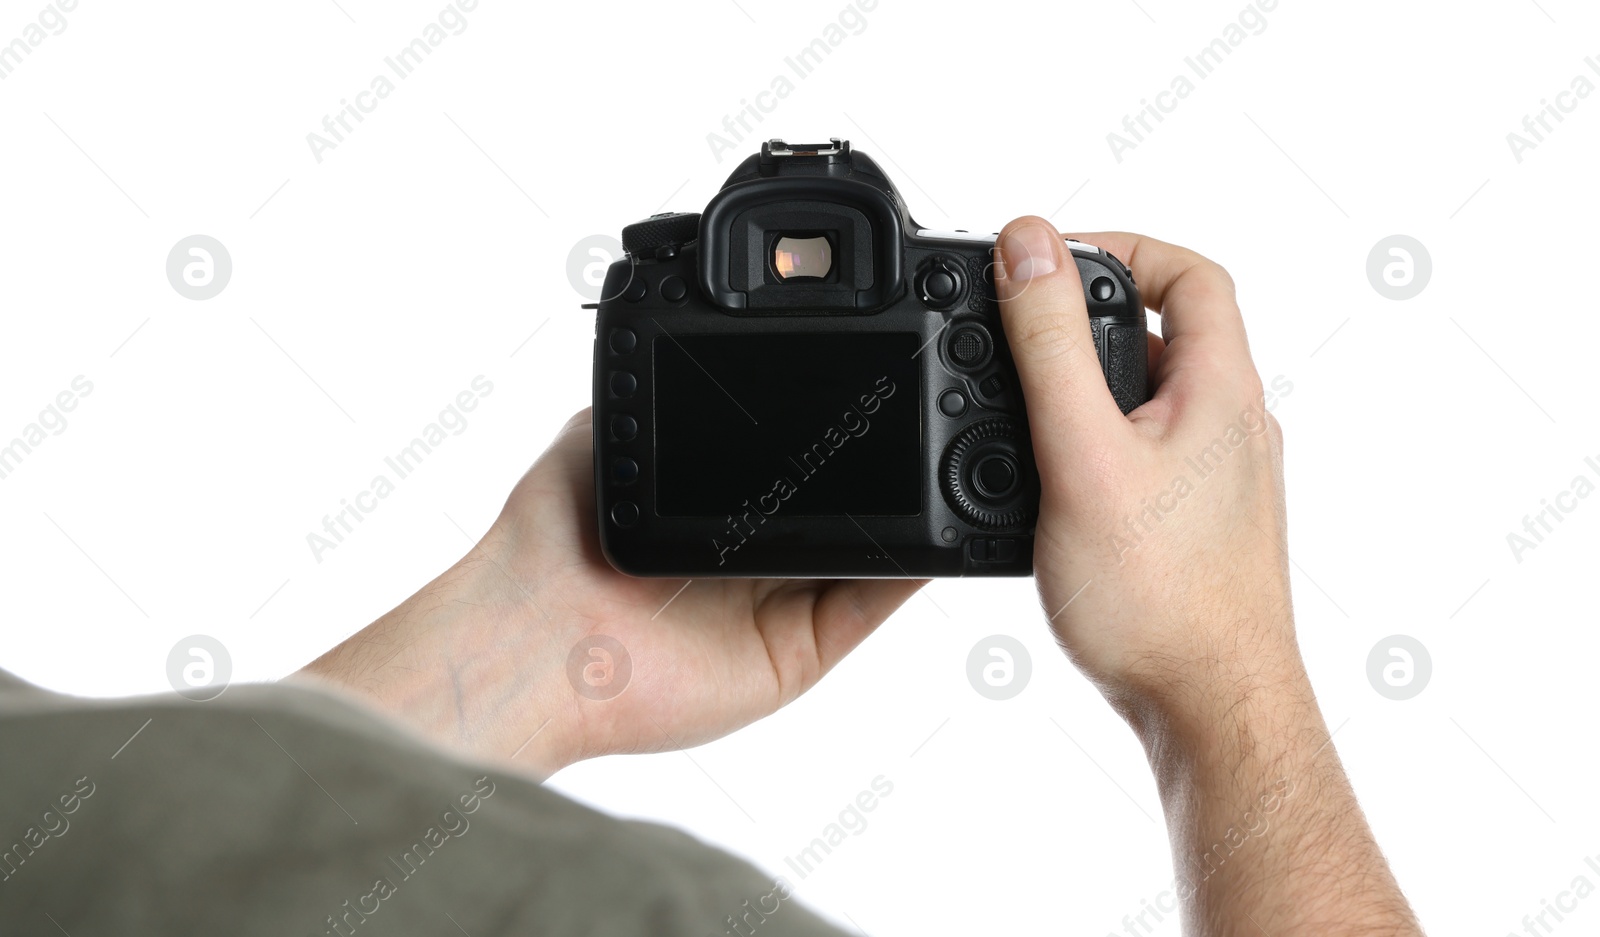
[1187,259,1238,306]
[1009,312,1087,366]
[1206,259,1237,294]
[1264,411,1285,453]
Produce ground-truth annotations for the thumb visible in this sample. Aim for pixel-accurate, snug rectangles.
[994,216,1128,474]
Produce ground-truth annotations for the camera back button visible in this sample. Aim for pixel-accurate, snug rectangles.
[609,328,637,354]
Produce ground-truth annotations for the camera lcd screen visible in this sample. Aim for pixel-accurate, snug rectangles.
[653,333,922,517]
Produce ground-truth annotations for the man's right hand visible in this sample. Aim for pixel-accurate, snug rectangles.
[994,216,1422,935]
[995,216,1295,703]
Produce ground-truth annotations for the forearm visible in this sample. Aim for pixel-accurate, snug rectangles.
[293,551,580,778]
[1122,644,1421,936]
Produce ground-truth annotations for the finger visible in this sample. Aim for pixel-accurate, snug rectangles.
[1147,331,1166,378]
[559,407,593,437]
[994,216,1130,472]
[501,409,594,548]
[539,409,594,488]
[1066,231,1249,359]
[521,408,592,483]
[1126,330,1178,433]
[809,578,926,675]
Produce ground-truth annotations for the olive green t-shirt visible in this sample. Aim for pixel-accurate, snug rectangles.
[0,670,846,936]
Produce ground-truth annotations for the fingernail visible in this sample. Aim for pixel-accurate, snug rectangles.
[1000,224,1059,282]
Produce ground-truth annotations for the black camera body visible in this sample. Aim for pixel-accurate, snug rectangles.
[592,139,1146,578]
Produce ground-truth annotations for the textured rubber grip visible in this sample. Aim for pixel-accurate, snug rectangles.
[1092,318,1149,415]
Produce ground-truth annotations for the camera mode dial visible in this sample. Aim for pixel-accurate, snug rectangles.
[622,212,702,259]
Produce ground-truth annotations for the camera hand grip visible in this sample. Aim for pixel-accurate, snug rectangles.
[1091,317,1149,415]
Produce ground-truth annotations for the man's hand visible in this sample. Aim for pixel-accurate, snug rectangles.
[994,217,1422,935]
[296,411,923,777]
[997,217,1297,705]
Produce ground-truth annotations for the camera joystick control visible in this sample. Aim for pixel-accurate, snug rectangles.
[622,212,702,259]
[916,255,966,310]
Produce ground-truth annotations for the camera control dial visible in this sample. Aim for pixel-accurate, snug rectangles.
[622,212,702,259]
[941,418,1038,531]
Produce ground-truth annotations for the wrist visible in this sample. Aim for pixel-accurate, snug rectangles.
[1105,631,1419,930]
[1107,628,1318,773]
[296,538,586,778]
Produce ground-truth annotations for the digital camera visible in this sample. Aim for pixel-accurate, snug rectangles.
[591,139,1147,577]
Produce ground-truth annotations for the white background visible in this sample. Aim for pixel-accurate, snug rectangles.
[2,0,1597,934]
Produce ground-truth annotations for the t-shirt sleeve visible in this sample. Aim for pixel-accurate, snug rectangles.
[0,671,853,937]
